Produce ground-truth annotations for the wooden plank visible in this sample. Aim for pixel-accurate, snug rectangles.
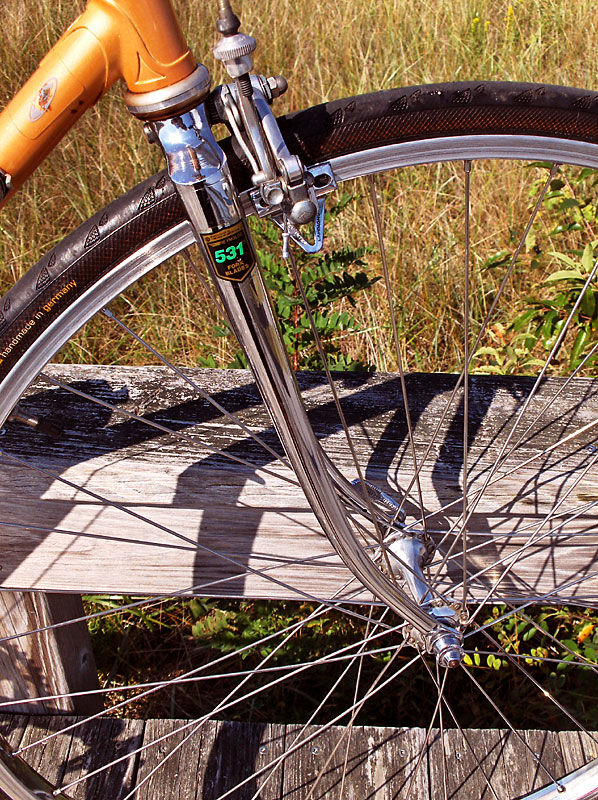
[0,592,100,714]
[61,716,145,800]
[522,730,566,794]
[427,727,517,799]
[489,728,566,798]
[194,719,286,800]
[281,723,430,799]
[0,364,596,603]
[345,725,430,799]
[136,719,287,800]
[136,718,204,800]
[558,729,598,775]
[0,714,28,750]
[2,714,143,799]
[3,716,598,799]
[18,714,77,788]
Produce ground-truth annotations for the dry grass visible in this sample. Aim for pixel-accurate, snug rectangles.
[0,0,597,370]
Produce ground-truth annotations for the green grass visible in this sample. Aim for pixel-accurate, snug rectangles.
[2,0,598,373]
[86,595,598,730]
[1,0,598,369]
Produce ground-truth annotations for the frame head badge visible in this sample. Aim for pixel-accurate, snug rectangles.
[29,78,58,122]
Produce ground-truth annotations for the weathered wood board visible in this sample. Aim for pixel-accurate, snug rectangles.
[0,592,100,714]
[0,714,596,799]
[0,364,597,604]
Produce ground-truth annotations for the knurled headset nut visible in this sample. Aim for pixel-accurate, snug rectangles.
[213,33,256,62]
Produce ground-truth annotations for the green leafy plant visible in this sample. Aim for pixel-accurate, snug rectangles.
[84,593,598,729]
[473,322,544,375]
[474,167,598,376]
[510,242,598,371]
[202,197,381,371]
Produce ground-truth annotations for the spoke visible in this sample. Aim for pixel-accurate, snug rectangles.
[0,581,219,647]
[465,565,598,640]
[368,174,427,532]
[102,306,290,470]
[0,568,393,654]
[182,248,228,318]
[435,459,598,607]
[0,518,197,551]
[2,448,388,622]
[404,661,449,800]
[412,410,598,543]
[286,246,397,580]
[462,160,471,610]
[364,167,565,609]
[0,537,364,647]
[39,372,295,486]
[460,664,563,789]
[444,505,598,606]
[420,656,501,800]
[336,644,366,800]
[430,495,598,571]
[19,598,402,757]
[515,608,598,674]
[256,609,388,800]
[286,246,385,530]
[57,613,408,798]
[30,601,334,766]
[444,253,598,552]
[122,601,365,800]
[437,660,449,800]
[467,448,598,622]
[2,503,378,591]
[64,601,331,798]
[2,623,408,711]
[476,621,598,742]
[227,647,415,800]
[384,165,560,532]
[406,432,598,606]
[500,339,598,463]
[301,611,385,800]
[466,649,598,669]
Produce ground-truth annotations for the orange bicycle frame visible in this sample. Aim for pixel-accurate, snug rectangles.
[0,0,200,200]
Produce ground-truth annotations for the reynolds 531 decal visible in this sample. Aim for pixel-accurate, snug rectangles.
[201,221,255,282]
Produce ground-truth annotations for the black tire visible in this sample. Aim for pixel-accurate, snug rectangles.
[4,81,598,378]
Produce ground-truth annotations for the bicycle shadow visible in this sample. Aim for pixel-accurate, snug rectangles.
[3,369,597,608]
[2,368,598,796]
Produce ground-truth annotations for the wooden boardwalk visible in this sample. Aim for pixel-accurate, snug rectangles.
[1,714,597,799]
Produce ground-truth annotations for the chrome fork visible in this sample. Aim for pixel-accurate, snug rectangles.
[143,0,464,666]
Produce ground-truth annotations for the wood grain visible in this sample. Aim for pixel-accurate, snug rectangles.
[0,593,100,714]
[0,364,596,605]
[2,715,593,799]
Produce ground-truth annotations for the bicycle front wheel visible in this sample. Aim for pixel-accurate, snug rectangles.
[1,81,598,799]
